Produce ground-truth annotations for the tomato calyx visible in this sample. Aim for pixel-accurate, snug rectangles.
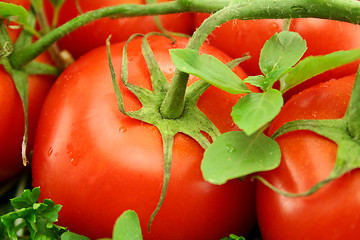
[106,33,221,231]
[255,71,360,198]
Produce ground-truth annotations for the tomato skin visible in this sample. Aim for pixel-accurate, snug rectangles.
[0,1,54,182]
[283,18,360,99]
[194,13,283,76]
[32,36,256,239]
[44,0,194,58]
[256,75,360,240]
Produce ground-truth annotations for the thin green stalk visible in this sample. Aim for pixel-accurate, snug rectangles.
[9,1,188,69]
[9,0,360,70]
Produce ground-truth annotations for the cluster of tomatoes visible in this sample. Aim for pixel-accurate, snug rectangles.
[1,0,360,239]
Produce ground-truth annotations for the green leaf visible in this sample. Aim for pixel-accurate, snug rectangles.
[113,210,143,240]
[11,187,40,209]
[259,31,307,76]
[0,2,29,25]
[243,75,266,89]
[282,48,360,92]
[170,48,250,94]
[231,89,283,136]
[1,187,67,239]
[201,131,281,185]
[61,232,91,240]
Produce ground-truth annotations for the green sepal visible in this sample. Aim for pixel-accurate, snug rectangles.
[202,131,281,185]
[271,118,360,196]
[345,68,360,140]
[107,33,222,232]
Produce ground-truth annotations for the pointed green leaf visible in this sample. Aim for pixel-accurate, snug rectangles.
[113,210,143,240]
[170,49,250,94]
[0,2,29,25]
[231,89,283,136]
[201,131,281,185]
[283,48,360,92]
[61,232,91,240]
[259,31,307,76]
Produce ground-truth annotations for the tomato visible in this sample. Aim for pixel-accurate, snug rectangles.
[32,35,257,239]
[44,0,194,58]
[194,13,283,76]
[283,18,360,99]
[0,0,55,182]
[195,14,360,98]
[256,75,360,239]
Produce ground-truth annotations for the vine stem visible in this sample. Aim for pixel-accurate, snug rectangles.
[8,0,360,70]
[159,0,360,119]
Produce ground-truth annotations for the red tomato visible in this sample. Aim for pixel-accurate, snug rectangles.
[44,0,194,58]
[194,13,283,76]
[256,75,360,239]
[32,35,257,239]
[283,18,360,99]
[0,1,55,182]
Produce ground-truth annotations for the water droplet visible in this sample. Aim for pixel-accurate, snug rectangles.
[70,158,79,166]
[48,147,53,157]
[270,22,280,30]
[119,127,127,133]
[226,144,235,153]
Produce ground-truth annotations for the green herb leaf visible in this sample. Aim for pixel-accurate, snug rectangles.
[201,131,281,185]
[61,232,91,240]
[170,48,250,94]
[1,187,67,239]
[282,48,360,92]
[259,31,307,76]
[0,2,29,25]
[113,210,143,240]
[231,89,283,136]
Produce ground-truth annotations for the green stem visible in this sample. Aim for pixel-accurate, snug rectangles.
[9,0,360,70]
[9,1,188,69]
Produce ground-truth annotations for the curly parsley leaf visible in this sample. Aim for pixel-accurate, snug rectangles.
[0,187,67,239]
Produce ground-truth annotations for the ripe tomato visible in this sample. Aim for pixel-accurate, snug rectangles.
[0,1,55,182]
[283,18,360,98]
[32,35,257,239]
[256,75,360,239]
[44,0,194,58]
[194,13,283,76]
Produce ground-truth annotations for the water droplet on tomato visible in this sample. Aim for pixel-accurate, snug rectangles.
[48,147,53,156]
[119,127,127,133]
[70,158,79,166]
[270,22,280,30]
[226,144,235,153]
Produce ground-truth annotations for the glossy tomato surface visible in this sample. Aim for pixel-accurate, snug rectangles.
[0,0,55,182]
[283,18,360,98]
[32,35,257,239]
[256,75,360,240]
[44,0,194,58]
[195,13,283,76]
